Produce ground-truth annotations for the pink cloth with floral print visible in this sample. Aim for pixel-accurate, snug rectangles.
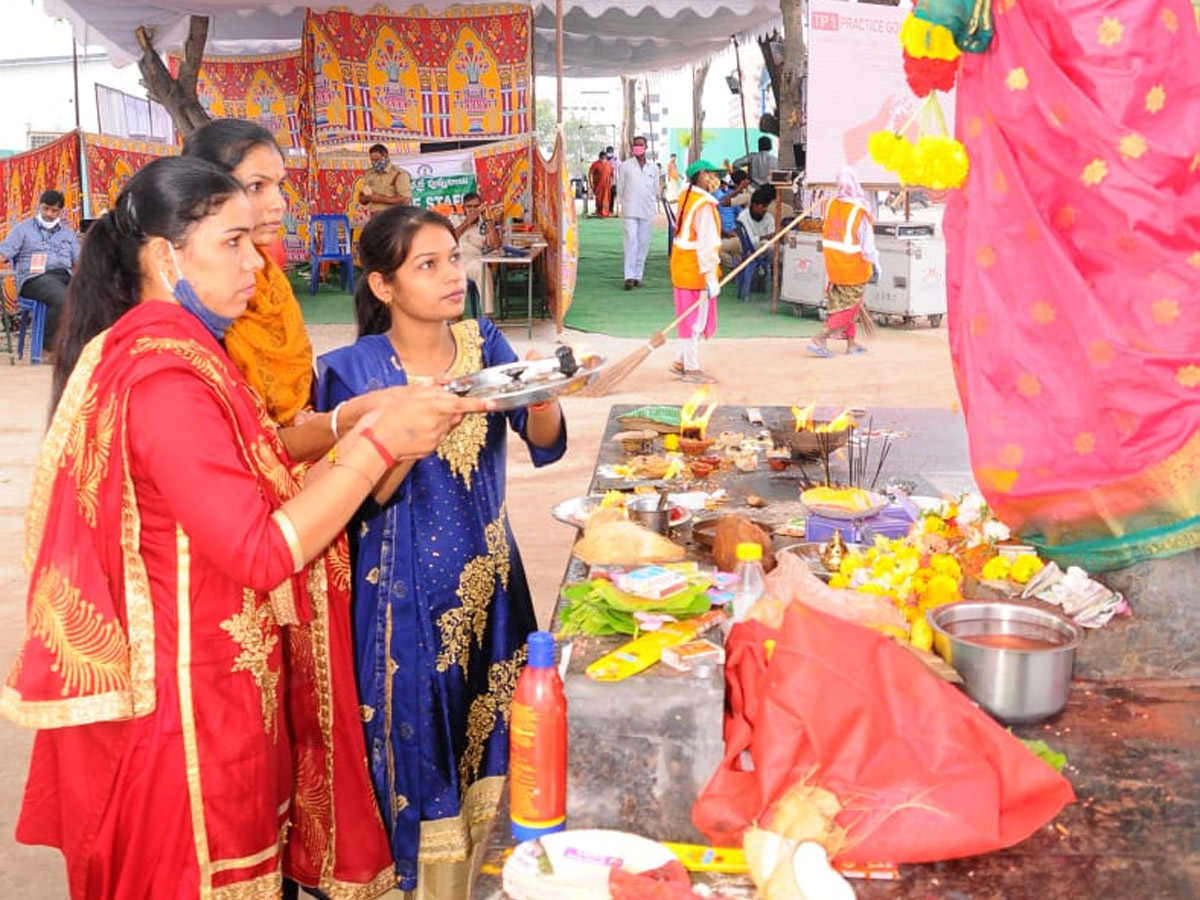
[944,0,1200,567]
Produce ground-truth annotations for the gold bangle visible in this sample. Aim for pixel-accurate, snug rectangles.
[271,509,305,574]
[327,443,378,491]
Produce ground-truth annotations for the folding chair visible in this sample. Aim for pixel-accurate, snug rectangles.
[16,296,48,363]
[308,213,355,295]
[735,221,773,301]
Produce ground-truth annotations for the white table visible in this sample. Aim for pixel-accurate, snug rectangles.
[478,244,546,339]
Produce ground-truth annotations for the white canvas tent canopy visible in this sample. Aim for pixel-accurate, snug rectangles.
[44,0,784,78]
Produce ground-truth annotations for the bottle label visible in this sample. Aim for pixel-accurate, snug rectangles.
[509,699,566,838]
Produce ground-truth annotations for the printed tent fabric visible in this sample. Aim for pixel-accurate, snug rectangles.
[943,0,1200,571]
[692,605,1075,863]
[43,0,783,77]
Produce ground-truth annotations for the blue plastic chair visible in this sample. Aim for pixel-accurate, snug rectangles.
[308,213,354,295]
[16,295,47,364]
[735,221,773,301]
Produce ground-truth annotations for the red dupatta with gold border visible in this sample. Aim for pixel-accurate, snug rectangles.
[2,301,392,898]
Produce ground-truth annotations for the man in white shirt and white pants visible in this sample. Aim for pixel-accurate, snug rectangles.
[616,135,660,289]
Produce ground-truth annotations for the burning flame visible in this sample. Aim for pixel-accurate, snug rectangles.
[791,404,815,432]
[680,386,718,439]
[791,404,854,433]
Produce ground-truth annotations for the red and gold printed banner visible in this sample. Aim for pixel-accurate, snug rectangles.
[472,137,529,220]
[0,133,82,245]
[82,134,177,217]
[532,135,577,329]
[172,51,305,152]
[302,5,532,145]
[281,161,312,264]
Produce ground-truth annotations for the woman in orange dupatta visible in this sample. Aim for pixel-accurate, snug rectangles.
[182,120,435,896]
[0,157,487,900]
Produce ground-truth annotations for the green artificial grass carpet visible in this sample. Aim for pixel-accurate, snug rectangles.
[295,216,820,339]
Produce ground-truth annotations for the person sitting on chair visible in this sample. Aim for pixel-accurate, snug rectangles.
[720,185,776,269]
[450,192,501,313]
[0,189,79,352]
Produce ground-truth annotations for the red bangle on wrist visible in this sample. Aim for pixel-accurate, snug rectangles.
[360,427,396,468]
[527,400,554,414]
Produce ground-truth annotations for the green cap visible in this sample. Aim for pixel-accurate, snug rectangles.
[685,158,723,179]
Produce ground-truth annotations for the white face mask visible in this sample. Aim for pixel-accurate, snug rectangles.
[36,214,60,230]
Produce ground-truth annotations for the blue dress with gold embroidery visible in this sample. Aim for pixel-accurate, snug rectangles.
[316,319,566,891]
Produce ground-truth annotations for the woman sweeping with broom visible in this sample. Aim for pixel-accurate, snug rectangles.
[808,165,879,357]
[669,159,726,383]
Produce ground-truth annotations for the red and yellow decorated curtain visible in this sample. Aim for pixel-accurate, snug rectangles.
[302,5,532,147]
[945,0,1200,570]
[82,133,178,216]
[0,134,81,243]
[172,51,305,151]
[532,135,578,329]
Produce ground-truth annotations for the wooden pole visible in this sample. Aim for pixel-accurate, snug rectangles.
[732,36,751,159]
[555,0,564,125]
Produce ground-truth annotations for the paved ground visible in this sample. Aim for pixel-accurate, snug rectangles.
[0,318,959,893]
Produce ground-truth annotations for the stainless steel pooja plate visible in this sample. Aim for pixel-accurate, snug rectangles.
[445,351,605,411]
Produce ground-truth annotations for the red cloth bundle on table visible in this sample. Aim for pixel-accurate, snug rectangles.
[692,604,1074,863]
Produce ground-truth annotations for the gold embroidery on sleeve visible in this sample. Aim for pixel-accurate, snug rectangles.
[220,590,281,740]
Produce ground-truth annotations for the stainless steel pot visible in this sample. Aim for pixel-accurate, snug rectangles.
[927,601,1081,725]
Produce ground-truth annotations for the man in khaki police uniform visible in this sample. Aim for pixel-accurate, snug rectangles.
[359,143,413,217]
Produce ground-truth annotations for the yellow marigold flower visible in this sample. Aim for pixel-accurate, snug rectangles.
[929,554,962,580]
[828,573,851,589]
[871,556,897,577]
[858,583,891,597]
[981,555,1012,580]
[662,433,679,451]
[1009,555,1045,584]
[900,15,961,61]
[924,573,961,606]
[923,514,948,533]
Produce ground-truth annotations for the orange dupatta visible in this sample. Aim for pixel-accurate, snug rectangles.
[224,247,315,426]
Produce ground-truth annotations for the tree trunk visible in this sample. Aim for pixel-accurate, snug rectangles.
[137,16,212,139]
[619,76,637,155]
[777,0,806,171]
[689,63,710,167]
[757,32,781,111]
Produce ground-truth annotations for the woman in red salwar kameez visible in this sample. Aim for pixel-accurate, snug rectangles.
[0,157,487,900]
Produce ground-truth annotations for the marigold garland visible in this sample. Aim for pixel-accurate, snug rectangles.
[900,15,961,61]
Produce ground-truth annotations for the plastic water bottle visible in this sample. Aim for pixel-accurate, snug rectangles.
[510,631,567,841]
[731,542,766,622]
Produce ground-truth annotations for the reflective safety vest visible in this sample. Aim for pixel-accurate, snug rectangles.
[821,197,873,285]
[670,187,722,290]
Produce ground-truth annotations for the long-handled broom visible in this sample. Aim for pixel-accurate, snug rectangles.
[582,196,827,397]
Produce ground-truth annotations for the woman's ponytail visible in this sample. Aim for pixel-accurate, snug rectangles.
[51,211,140,410]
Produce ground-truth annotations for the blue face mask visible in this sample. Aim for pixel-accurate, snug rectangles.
[161,245,236,341]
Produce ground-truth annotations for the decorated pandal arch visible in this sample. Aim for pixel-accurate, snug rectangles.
[0,2,577,328]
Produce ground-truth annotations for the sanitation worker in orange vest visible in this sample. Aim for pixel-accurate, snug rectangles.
[808,165,880,357]
[669,159,724,383]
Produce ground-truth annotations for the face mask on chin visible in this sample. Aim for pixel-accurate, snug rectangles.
[161,244,236,341]
[36,215,59,230]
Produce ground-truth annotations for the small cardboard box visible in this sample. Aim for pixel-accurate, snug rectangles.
[613,565,690,600]
[661,639,725,672]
